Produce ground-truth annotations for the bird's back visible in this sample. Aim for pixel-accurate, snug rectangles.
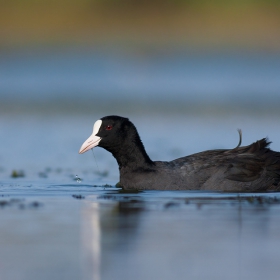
[160,138,280,191]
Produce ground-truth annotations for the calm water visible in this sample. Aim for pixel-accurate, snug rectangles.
[1,185,280,280]
[1,48,280,107]
[1,48,280,280]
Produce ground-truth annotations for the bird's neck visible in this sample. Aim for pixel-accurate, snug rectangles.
[104,132,154,170]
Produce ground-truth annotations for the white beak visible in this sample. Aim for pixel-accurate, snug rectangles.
[79,120,102,154]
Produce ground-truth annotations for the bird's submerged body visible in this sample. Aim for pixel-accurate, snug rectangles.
[79,115,280,192]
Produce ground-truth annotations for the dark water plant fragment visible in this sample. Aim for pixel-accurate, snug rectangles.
[72,194,85,199]
[11,170,25,178]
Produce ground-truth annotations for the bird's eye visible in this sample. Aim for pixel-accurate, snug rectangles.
[105,124,113,131]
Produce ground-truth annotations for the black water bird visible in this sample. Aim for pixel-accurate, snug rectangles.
[79,115,280,191]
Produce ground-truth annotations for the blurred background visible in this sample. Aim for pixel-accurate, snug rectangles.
[0,0,280,180]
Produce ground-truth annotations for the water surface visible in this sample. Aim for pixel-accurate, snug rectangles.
[1,184,280,280]
[1,49,280,280]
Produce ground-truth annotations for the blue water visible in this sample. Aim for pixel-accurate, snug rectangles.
[1,48,280,280]
[1,48,280,105]
[1,185,280,280]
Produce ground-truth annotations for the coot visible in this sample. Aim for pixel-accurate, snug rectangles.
[79,115,280,191]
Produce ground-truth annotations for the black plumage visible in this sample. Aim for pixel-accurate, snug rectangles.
[79,115,280,191]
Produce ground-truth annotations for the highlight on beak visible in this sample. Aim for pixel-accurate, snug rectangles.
[79,119,102,154]
[79,134,101,154]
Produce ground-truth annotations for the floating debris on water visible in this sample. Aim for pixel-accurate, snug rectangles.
[0,198,42,209]
[72,194,85,199]
[11,170,25,178]
[29,201,42,208]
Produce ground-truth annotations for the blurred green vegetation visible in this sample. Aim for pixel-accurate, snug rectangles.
[0,0,279,5]
[1,0,280,10]
[0,0,279,49]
